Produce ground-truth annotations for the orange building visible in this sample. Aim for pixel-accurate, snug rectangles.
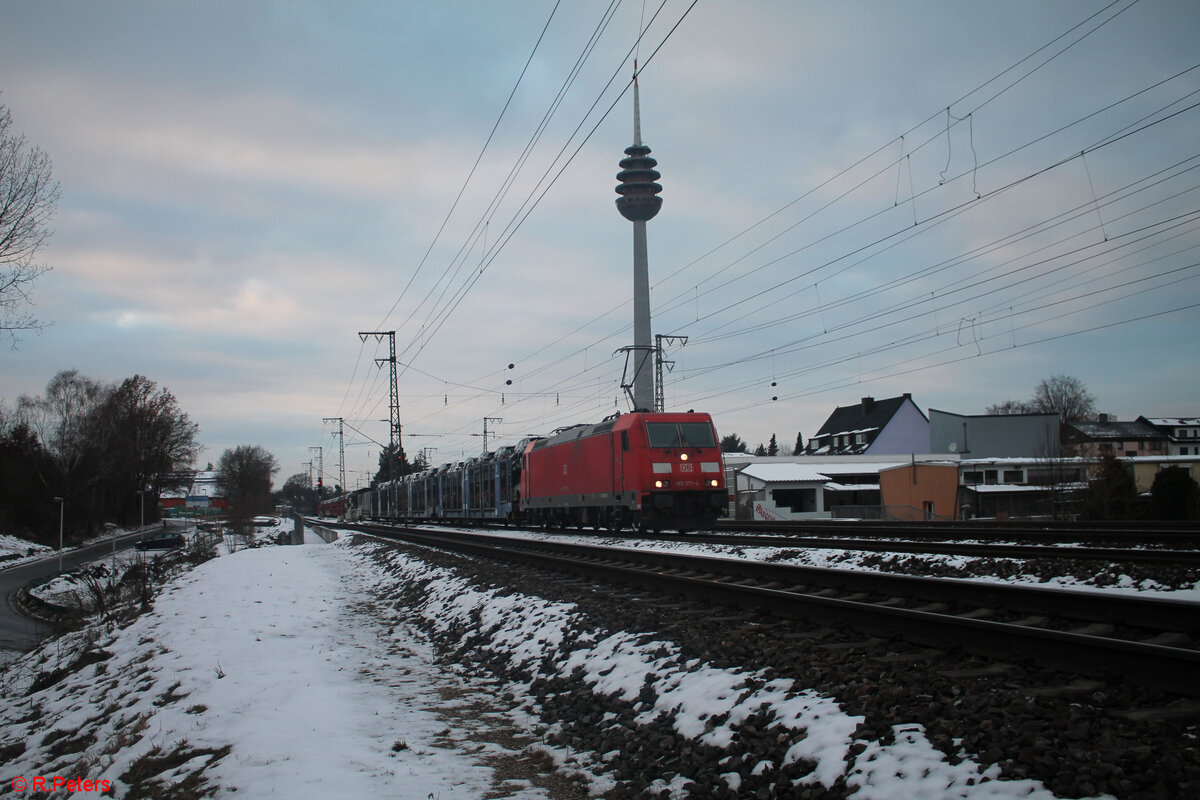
[878,462,960,521]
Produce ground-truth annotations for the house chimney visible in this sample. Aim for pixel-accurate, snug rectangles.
[861,397,875,414]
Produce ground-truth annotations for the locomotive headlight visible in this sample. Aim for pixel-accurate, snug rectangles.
[710,479,719,487]
[654,480,664,488]
[679,453,688,461]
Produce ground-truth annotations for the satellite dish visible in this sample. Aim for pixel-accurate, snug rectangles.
[948,442,958,453]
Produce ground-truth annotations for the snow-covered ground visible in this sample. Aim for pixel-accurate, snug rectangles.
[0,525,1131,798]
[0,533,52,569]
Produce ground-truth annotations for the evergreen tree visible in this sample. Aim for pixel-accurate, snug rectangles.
[720,434,748,453]
[1150,467,1200,520]
[767,434,779,456]
[792,432,804,455]
[1079,453,1137,520]
[373,442,411,485]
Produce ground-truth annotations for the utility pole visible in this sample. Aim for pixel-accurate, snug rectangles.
[482,417,502,453]
[654,334,688,412]
[323,417,346,493]
[309,447,323,493]
[359,331,401,480]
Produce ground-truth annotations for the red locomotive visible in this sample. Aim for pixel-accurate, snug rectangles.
[520,410,726,532]
[320,410,728,533]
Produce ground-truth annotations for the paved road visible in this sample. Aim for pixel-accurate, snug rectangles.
[0,527,158,653]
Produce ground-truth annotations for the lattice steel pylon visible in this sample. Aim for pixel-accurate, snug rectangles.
[359,331,402,481]
[654,334,688,412]
[323,417,346,492]
[309,447,323,490]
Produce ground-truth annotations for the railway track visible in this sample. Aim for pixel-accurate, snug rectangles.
[720,518,1200,545]
[645,529,1200,566]
[337,520,1200,698]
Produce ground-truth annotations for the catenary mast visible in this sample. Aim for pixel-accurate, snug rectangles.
[614,63,662,412]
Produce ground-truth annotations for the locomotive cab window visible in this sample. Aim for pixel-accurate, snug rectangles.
[646,421,717,449]
[678,422,716,448]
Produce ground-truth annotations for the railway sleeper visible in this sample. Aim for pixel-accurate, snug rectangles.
[871,648,945,664]
[1141,631,1191,647]
[958,607,996,620]
[1023,679,1107,698]
[912,601,950,613]
[939,663,1018,679]
[817,636,887,652]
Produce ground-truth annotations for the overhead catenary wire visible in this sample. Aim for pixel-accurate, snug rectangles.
[329,0,1197,462]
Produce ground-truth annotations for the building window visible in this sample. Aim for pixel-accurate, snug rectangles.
[1002,469,1024,483]
[963,470,984,484]
[984,470,998,485]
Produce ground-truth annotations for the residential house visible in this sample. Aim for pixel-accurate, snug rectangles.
[803,394,929,456]
[1063,415,1168,458]
[727,456,905,520]
[1139,417,1200,456]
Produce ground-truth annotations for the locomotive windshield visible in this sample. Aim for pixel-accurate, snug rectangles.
[646,421,717,448]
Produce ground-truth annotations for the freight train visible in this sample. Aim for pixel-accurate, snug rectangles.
[318,410,727,532]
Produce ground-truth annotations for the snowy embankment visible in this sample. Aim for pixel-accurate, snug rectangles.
[0,528,1121,799]
[0,534,52,569]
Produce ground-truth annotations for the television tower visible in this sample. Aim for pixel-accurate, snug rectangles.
[614,63,662,412]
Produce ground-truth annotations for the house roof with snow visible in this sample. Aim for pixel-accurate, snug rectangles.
[814,396,912,439]
[1065,419,1166,441]
[739,461,904,485]
[805,394,929,456]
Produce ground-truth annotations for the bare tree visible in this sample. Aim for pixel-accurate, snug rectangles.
[216,445,279,532]
[985,399,1031,415]
[279,472,316,513]
[987,375,1096,423]
[15,370,200,537]
[91,375,200,525]
[1,102,60,345]
[18,370,108,496]
[1030,374,1096,424]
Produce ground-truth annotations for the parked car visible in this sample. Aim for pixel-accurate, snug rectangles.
[135,530,185,551]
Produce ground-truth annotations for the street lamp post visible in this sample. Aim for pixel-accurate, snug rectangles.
[53,496,64,573]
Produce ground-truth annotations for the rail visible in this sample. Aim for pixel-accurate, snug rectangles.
[345,522,1200,697]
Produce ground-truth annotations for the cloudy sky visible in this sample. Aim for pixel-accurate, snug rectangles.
[2,0,1197,489]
